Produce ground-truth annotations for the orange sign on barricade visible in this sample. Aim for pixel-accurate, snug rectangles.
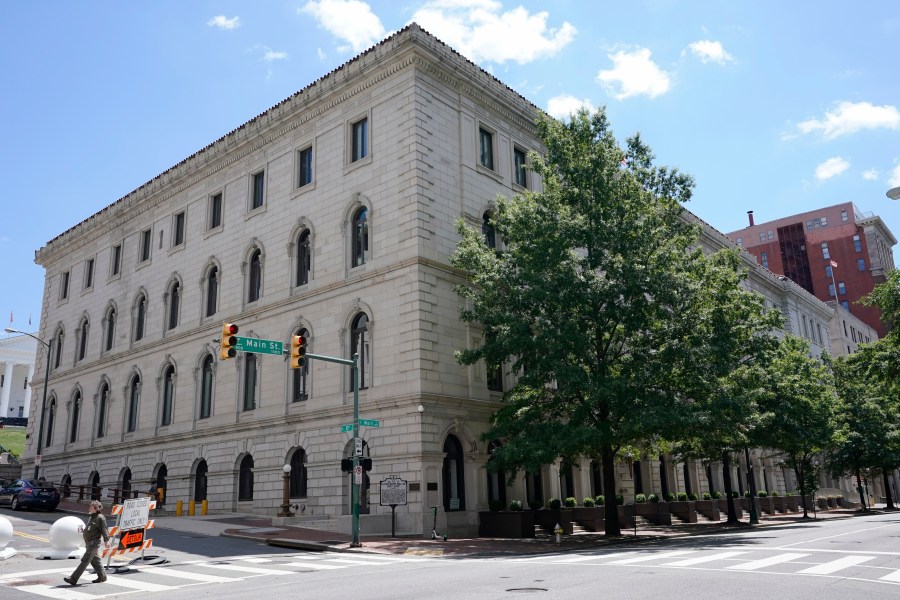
[103,498,157,561]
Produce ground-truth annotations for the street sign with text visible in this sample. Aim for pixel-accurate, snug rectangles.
[358,419,380,427]
[340,424,355,432]
[234,337,283,355]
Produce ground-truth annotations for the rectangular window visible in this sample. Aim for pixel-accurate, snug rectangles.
[838,281,846,295]
[351,118,368,162]
[828,283,835,297]
[802,315,809,338]
[513,147,527,187]
[851,326,857,342]
[173,211,185,247]
[767,230,774,240]
[760,251,769,269]
[857,258,865,271]
[139,229,152,262]
[243,354,257,411]
[298,147,313,187]
[209,193,223,230]
[479,127,494,170]
[841,300,849,310]
[735,237,743,247]
[817,323,823,345]
[853,234,862,252]
[110,244,121,276]
[806,220,814,230]
[821,242,830,260]
[841,210,848,222]
[820,216,827,227]
[825,265,832,278]
[759,232,766,242]
[60,271,70,300]
[251,171,265,209]
[84,258,94,289]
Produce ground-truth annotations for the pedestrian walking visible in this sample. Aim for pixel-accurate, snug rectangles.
[63,500,111,586]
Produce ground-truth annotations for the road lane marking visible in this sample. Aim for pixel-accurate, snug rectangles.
[726,553,809,571]
[14,531,49,542]
[780,522,900,547]
[201,564,293,575]
[13,584,97,599]
[557,555,606,563]
[798,555,876,574]
[140,566,240,582]
[285,561,346,570]
[663,551,748,567]
[880,570,900,583]
[607,550,694,564]
[102,577,173,592]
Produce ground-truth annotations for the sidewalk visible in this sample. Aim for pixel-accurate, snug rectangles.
[55,499,892,558]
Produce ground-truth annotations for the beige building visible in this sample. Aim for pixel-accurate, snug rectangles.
[28,25,879,536]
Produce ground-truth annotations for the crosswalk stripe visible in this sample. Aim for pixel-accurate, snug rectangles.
[880,569,900,583]
[557,555,604,563]
[726,553,809,571]
[240,557,273,563]
[285,561,346,570]
[663,551,748,567]
[13,584,97,599]
[140,566,240,582]
[319,558,390,566]
[201,564,293,576]
[607,550,695,565]
[103,577,173,592]
[798,555,876,574]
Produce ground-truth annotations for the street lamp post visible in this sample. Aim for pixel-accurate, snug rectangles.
[278,464,294,517]
[744,447,759,525]
[4,328,50,480]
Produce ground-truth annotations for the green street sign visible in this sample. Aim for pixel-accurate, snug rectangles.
[358,419,380,428]
[340,424,355,432]
[234,337,283,356]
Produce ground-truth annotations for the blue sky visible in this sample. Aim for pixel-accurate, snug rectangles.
[2,1,899,334]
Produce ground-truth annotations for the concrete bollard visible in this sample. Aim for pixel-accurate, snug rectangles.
[189,500,196,516]
[37,516,85,559]
[201,499,208,515]
[175,500,183,517]
[0,516,16,560]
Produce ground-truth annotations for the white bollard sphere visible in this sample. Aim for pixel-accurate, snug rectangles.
[0,516,12,549]
[48,516,85,551]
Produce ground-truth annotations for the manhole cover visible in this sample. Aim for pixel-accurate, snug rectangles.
[506,588,548,593]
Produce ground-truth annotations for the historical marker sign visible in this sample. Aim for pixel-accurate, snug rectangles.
[379,476,408,506]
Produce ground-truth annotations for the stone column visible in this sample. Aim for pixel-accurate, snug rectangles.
[0,362,14,418]
[23,363,34,418]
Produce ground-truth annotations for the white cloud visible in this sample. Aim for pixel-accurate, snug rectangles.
[596,48,670,100]
[862,168,878,181]
[300,0,385,53]
[546,95,596,119]
[797,101,900,139]
[410,0,575,64]
[684,40,733,65]
[890,163,900,187]
[208,15,240,30]
[263,48,288,62]
[815,157,850,181]
[317,47,326,60]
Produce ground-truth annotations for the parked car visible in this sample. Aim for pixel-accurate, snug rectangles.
[0,479,60,511]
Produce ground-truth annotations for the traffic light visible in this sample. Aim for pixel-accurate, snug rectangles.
[220,322,239,360]
[361,458,372,472]
[341,458,353,472]
[290,334,307,369]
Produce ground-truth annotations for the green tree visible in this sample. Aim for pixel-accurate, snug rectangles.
[452,108,715,536]
[754,336,839,518]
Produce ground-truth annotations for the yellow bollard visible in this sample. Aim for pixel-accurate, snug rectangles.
[175,499,183,517]
[201,499,208,516]
[188,500,196,516]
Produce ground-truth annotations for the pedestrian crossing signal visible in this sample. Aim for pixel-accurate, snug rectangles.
[220,323,239,360]
[290,334,307,369]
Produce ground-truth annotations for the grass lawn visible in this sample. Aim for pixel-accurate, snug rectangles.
[0,427,26,459]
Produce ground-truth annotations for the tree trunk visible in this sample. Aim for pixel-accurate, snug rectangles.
[722,452,738,524]
[856,469,867,511]
[883,470,896,510]
[602,446,620,536]
[796,462,809,519]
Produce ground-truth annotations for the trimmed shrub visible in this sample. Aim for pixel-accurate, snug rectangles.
[730,491,739,498]
[743,491,751,498]
[548,497,562,510]
[615,494,625,506]
[771,491,779,497]
[635,493,647,504]
[564,497,577,508]
[595,495,605,506]
[528,500,543,510]
[489,500,504,512]
[702,492,712,500]
[582,497,595,507]
[509,500,523,511]
[648,493,660,503]
[665,492,676,502]
[688,492,699,501]
[757,490,768,498]
[676,492,688,501]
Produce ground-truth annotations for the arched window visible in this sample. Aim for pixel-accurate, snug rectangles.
[127,375,140,433]
[486,441,507,509]
[351,207,368,267]
[52,329,64,371]
[97,382,109,438]
[122,469,132,495]
[44,397,56,446]
[155,465,168,506]
[296,230,311,286]
[194,460,208,502]
[89,472,101,500]
[69,391,81,443]
[168,281,180,330]
[243,353,257,411]
[200,355,214,419]
[104,307,116,352]
[205,266,218,317]
[350,313,369,390]
[482,211,496,249]
[60,474,72,498]
[77,319,89,362]
[248,249,262,303]
[290,449,308,497]
[161,365,175,426]
[292,328,309,402]
[442,435,465,511]
[238,455,254,501]
[134,294,147,342]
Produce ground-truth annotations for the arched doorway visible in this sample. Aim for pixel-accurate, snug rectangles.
[155,465,168,506]
[194,460,208,502]
[121,468,132,500]
[89,472,101,500]
[60,474,72,498]
[442,435,465,511]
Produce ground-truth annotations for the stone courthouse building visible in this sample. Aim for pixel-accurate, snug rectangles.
[26,25,889,537]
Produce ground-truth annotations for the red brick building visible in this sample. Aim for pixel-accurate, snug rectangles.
[726,202,897,338]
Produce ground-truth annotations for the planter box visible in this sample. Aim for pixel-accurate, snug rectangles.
[694,499,720,521]
[784,496,799,512]
[478,511,535,538]
[771,496,786,513]
[533,508,574,534]
[721,498,743,520]
[668,501,697,523]
[755,497,774,515]
[634,502,672,525]
[571,507,604,532]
